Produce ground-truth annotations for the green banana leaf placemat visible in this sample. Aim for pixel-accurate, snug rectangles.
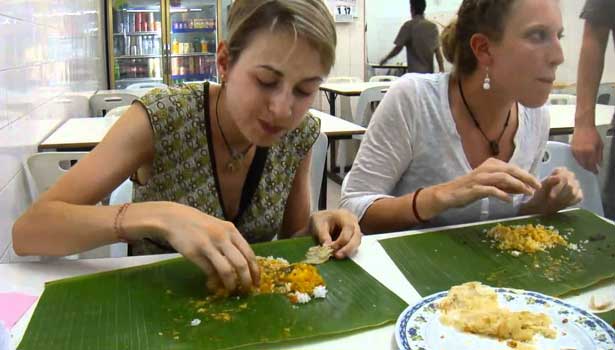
[379,209,615,299]
[18,237,407,350]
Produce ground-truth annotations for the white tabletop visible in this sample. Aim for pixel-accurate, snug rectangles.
[319,82,392,96]
[310,109,366,138]
[3,211,613,350]
[96,89,150,98]
[548,104,614,133]
[38,110,366,151]
[38,116,120,150]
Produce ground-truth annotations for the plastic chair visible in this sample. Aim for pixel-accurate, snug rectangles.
[89,92,138,117]
[369,75,398,82]
[25,152,129,259]
[538,141,604,216]
[353,85,388,130]
[105,105,130,119]
[125,82,167,90]
[310,132,328,212]
[597,124,614,192]
[548,94,577,105]
[597,83,615,105]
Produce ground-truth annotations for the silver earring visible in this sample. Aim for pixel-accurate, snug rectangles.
[483,68,491,91]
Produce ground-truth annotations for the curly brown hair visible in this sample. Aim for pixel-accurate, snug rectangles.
[441,0,519,76]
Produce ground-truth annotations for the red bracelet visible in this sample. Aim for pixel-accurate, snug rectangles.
[113,203,131,243]
[412,187,428,223]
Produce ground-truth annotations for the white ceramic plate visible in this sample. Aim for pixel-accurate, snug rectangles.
[395,288,615,350]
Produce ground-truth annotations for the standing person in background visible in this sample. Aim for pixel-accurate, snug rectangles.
[571,0,615,219]
[380,0,445,73]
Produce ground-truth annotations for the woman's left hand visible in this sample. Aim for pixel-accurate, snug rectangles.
[308,209,362,259]
[523,167,583,215]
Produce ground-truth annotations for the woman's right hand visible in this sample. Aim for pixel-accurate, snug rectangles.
[154,202,260,294]
[429,158,542,213]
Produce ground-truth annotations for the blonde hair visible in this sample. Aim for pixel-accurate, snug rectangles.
[441,0,518,76]
[226,0,337,73]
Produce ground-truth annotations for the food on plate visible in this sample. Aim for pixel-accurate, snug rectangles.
[486,223,568,254]
[438,282,556,344]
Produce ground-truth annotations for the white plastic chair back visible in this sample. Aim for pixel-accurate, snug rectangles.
[105,105,130,119]
[125,82,167,90]
[26,152,88,199]
[597,83,615,105]
[25,152,129,259]
[309,132,328,212]
[355,86,387,127]
[89,92,138,117]
[548,94,577,105]
[538,141,604,216]
[369,75,398,82]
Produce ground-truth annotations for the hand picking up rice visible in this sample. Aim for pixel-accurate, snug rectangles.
[486,223,568,253]
[438,282,556,345]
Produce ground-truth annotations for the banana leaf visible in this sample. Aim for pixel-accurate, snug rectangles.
[379,209,615,298]
[18,237,407,350]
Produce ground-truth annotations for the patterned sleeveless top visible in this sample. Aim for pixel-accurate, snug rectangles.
[131,82,320,255]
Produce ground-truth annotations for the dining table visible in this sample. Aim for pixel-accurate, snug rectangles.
[37,109,366,210]
[3,209,614,350]
[548,104,614,135]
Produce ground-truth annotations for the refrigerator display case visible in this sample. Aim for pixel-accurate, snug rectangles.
[107,0,229,89]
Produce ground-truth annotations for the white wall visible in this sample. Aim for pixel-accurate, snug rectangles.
[558,0,615,84]
[0,0,106,263]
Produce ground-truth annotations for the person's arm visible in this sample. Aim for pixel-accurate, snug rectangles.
[13,103,259,293]
[380,45,403,65]
[13,103,157,256]
[340,82,540,234]
[572,21,610,173]
[435,47,445,72]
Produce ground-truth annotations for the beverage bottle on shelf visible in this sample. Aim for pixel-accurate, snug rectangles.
[189,57,195,75]
[201,39,207,53]
[171,57,178,75]
[188,19,193,29]
[114,63,120,81]
[148,13,154,32]
[172,38,179,54]
[130,13,136,32]
[135,12,141,32]
[193,37,200,52]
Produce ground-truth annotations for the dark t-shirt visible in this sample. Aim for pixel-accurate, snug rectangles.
[580,0,615,28]
[394,16,439,73]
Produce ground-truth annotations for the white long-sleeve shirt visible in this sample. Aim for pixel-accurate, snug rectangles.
[340,73,550,228]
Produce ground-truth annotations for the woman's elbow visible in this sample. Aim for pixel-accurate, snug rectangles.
[12,214,32,256]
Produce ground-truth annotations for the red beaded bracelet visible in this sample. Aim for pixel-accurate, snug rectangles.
[113,203,131,243]
[412,187,428,224]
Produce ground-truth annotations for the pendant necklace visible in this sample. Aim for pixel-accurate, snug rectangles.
[215,87,253,172]
[458,78,511,156]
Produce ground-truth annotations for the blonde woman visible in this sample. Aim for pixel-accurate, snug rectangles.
[341,0,582,233]
[13,0,361,293]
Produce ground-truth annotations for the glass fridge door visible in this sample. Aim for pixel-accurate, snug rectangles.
[109,0,165,89]
[168,0,218,85]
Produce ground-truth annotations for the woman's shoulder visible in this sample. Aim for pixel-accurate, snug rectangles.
[519,104,550,131]
[388,73,449,100]
[139,83,205,106]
